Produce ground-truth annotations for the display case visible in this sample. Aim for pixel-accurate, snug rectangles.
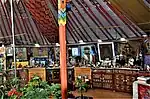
[92,68,140,93]
[28,68,46,81]
[92,68,114,90]
[30,57,48,67]
[74,67,91,80]
[46,67,74,84]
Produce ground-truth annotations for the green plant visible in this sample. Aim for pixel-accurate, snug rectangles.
[0,76,20,99]
[20,75,51,99]
[7,77,22,99]
[7,88,22,99]
[0,88,4,99]
[50,83,61,99]
[75,77,88,98]
[50,83,76,99]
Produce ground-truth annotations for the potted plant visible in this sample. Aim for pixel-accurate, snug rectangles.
[50,83,61,99]
[75,77,89,99]
[0,76,21,99]
[50,83,75,99]
[4,75,75,99]
[0,88,4,99]
[20,75,51,99]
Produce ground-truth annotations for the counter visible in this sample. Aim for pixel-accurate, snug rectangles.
[5,67,150,93]
[92,68,148,93]
[133,81,150,99]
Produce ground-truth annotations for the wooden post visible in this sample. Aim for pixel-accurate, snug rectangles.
[58,0,67,99]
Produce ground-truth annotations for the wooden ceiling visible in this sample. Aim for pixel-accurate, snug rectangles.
[49,0,145,43]
[0,0,147,45]
[109,0,150,32]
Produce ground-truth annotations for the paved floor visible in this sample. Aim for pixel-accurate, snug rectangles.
[72,89,132,99]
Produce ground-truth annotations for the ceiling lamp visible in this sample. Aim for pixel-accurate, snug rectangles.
[35,43,40,47]
[97,39,102,42]
[56,43,60,46]
[79,40,86,44]
[79,40,83,43]
[142,34,147,37]
[120,38,126,41]
[2,44,4,47]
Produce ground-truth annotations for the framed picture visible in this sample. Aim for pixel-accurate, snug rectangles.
[145,41,150,55]
[6,47,13,56]
[98,42,115,60]
[81,45,96,62]
[16,48,27,60]
[33,48,48,57]
[72,47,80,57]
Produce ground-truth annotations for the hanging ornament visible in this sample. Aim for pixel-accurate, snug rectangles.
[58,0,67,26]
[66,2,71,12]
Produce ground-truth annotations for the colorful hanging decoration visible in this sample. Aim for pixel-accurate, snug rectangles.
[66,2,71,12]
[58,0,67,26]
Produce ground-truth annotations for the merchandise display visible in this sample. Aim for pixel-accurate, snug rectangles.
[0,0,149,98]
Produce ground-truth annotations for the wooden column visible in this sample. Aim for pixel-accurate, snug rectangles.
[59,25,67,99]
[58,0,67,99]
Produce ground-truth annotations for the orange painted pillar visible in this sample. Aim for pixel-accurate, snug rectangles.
[59,25,67,99]
[58,0,67,99]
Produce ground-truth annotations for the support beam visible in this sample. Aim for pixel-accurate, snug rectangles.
[59,25,67,99]
[10,0,17,77]
[58,0,67,98]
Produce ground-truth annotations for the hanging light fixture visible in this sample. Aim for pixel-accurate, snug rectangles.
[35,43,40,47]
[97,39,102,42]
[79,40,86,44]
[142,34,147,37]
[2,44,4,47]
[66,1,71,12]
[120,38,127,42]
[56,43,60,46]
[79,40,83,43]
